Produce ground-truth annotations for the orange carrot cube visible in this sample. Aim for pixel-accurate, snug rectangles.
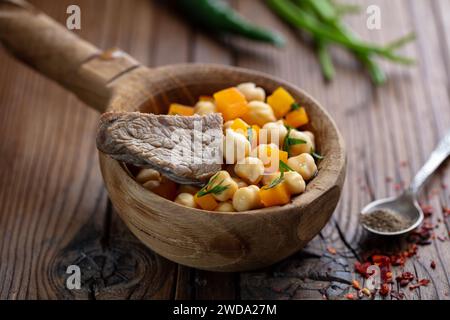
[230,118,249,135]
[213,88,248,122]
[267,87,295,118]
[199,95,214,102]
[194,193,218,211]
[168,103,194,116]
[285,107,309,128]
[260,182,291,207]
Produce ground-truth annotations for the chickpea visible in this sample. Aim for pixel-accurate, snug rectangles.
[136,168,161,184]
[232,177,248,188]
[283,171,306,194]
[243,101,276,127]
[175,193,198,208]
[250,143,280,167]
[287,153,317,181]
[178,185,200,195]
[234,156,265,185]
[142,180,160,190]
[236,82,266,102]
[215,201,236,212]
[223,120,234,131]
[208,170,238,201]
[262,120,288,147]
[232,185,262,212]
[288,129,314,156]
[223,129,251,164]
[194,100,217,115]
[303,130,315,149]
[261,172,278,186]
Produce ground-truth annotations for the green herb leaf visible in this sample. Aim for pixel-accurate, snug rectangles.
[247,126,253,144]
[265,171,285,189]
[287,137,307,145]
[279,160,294,172]
[291,102,301,111]
[197,173,229,197]
[310,147,324,160]
[197,179,229,197]
[282,127,292,153]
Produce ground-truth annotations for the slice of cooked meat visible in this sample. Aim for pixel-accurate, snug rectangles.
[96,112,223,185]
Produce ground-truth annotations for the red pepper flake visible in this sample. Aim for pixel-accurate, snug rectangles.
[394,183,403,191]
[354,261,371,278]
[352,279,361,290]
[391,254,406,266]
[385,176,393,183]
[396,271,415,287]
[430,260,436,269]
[421,204,433,217]
[379,283,390,297]
[442,183,447,189]
[345,293,355,300]
[443,207,450,216]
[327,247,337,255]
[409,279,430,290]
[371,254,390,266]
[400,160,408,167]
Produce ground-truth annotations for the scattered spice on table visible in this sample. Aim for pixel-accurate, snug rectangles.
[327,246,337,255]
[430,260,436,269]
[409,279,430,291]
[360,209,412,233]
[345,293,355,300]
[352,279,361,290]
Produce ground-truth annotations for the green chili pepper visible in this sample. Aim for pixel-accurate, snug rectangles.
[178,0,285,47]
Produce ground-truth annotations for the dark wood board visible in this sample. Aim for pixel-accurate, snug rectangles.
[0,0,449,299]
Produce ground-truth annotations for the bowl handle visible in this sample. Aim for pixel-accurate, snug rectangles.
[0,0,140,112]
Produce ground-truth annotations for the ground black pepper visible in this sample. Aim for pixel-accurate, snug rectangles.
[360,209,412,233]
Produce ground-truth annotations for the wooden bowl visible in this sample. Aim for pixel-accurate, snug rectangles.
[0,1,346,271]
[100,64,346,271]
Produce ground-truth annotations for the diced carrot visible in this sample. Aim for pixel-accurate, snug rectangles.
[251,125,260,146]
[168,103,194,116]
[263,146,288,172]
[267,87,295,118]
[285,107,309,128]
[199,95,214,102]
[230,118,249,136]
[194,193,218,211]
[213,87,248,122]
[279,150,288,164]
[260,183,291,207]
[152,177,177,200]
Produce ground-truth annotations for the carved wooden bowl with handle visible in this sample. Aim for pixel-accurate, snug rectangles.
[0,0,346,271]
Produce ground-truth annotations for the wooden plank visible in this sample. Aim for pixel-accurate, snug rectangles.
[237,0,450,300]
[0,0,178,299]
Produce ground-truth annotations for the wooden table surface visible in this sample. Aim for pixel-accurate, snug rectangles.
[1,0,449,300]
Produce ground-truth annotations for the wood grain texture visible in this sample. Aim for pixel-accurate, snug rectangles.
[0,0,449,299]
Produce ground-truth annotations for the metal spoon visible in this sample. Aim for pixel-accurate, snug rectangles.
[361,129,450,236]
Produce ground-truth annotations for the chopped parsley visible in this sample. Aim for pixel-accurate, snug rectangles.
[264,171,285,189]
[247,126,253,144]
[279,160,294,172]
[282,126,306,155]
[197,173,229,197]
[310,147,324,160]
[291,102,301,111]
[263,161,293,190]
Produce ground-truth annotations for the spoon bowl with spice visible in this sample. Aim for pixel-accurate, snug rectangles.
[361,129,450,236]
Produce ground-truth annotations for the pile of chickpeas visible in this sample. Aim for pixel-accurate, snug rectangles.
[135,83,318,212]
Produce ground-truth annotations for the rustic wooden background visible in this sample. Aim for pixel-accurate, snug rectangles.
[1,0,449,300]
